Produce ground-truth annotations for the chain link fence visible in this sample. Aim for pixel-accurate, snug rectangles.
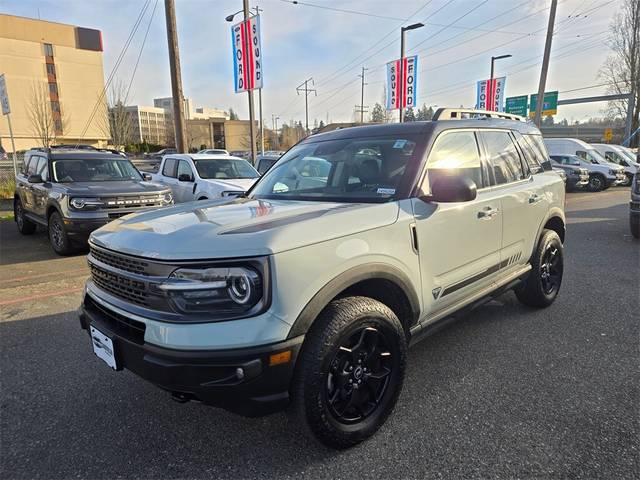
[0,153,23,199]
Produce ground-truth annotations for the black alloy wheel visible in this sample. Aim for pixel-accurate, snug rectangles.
[14,198,36,235]
[326,326,394,424]
[588,174,604,192]
[540,244,562,296]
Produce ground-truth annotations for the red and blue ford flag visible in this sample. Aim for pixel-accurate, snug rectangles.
[476,77,506,112]
[386,56,418,111]
[231,15,263,93]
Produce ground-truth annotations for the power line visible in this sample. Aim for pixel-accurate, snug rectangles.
[125,0,159,104]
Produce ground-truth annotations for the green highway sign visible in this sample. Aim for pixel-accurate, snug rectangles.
[505,95,528,116]
[529,91,558,117]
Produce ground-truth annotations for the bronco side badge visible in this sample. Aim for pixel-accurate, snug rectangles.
[432,287,442,299]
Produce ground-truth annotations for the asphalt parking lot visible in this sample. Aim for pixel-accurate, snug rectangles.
[1,188,638,479]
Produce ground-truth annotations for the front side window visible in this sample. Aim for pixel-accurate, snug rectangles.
[51,158,142,183]
[162,158,177,177]
[177,160,193,180]
[250,135,424,202]
[193,159,259,180]
[577,149,607,165]
[36,157,49,181]
[605,151,626,165]
[482,131,526,185]
[425,130,483,190]
[27,156,40,175]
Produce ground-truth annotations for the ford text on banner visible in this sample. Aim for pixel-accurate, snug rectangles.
[230,15,263,93]
[476,76,506,112]
[386,56,418,110]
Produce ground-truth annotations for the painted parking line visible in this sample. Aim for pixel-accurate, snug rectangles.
[0,287,84,306]
[0,267,89,285]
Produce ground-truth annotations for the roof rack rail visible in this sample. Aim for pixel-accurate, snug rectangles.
[433,107,526,122]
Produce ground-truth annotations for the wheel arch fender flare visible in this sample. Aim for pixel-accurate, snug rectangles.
[530,207,565,260]
[286,263,421,340]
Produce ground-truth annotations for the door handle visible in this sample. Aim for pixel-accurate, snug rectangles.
[528,193,542,204]
[477,207,499,219]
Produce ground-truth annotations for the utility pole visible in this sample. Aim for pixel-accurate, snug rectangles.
[164,0,187,152]
[355,67,368,123]
[296,78,316,135]
[243,0,257,163]
[534,0,557,127]
[272,114,280,150]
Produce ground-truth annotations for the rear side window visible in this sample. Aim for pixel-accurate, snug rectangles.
[515,133,542,174]
[426,130,484,189]
[162,158,177,177]
[481,131,526,185]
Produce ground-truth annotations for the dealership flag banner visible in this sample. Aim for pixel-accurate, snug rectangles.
[231,15,263,93]
[386,56,418,110]
[476,76,506,112]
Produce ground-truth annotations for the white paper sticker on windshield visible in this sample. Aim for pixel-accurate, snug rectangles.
[377,188,395,195]
[393,140,407,149]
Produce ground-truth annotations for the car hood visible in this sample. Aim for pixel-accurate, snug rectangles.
[90,198,400,260]
[63,181,169,195]
[201,177,257,192]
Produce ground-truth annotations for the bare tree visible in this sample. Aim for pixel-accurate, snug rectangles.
[599,0,640,146]
[26,82,67,148]
[97,81,133,151]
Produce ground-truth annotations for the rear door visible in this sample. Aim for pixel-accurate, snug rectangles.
[31,156,50,219]
[479,130,547,268]
[412,129,503,317]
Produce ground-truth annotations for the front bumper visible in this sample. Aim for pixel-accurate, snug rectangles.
[79,293,304,417]
[63,217,111,236]
[566,175,589,189]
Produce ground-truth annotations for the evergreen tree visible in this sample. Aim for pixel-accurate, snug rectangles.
[404,107,416,122]
[371,103,385,123]
[228,108,239,120]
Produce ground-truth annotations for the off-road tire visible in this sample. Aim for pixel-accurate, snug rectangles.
[291,296,407,449]
[631,214,640,239]
[516,229,564,308]
[588,174,606,192]
[48,211,74,255]
[14,197,36,235]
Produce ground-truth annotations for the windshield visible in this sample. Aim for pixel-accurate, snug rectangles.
[577,149,609,165]
[52,158,141,183]
[617,148,638,164]
[249,135,424,202]
[193,158,259,179]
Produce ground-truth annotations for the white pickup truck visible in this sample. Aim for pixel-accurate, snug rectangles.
[150,154,260,202]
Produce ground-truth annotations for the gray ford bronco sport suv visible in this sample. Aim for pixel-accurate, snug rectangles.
[14,147,172,255]
[79,109,566,448]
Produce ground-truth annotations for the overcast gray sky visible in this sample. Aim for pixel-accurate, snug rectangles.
[5,0,624,125]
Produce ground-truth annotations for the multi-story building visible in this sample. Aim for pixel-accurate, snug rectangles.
[124,105,173,146]
[0,14,109,150]
[153,97,194,120]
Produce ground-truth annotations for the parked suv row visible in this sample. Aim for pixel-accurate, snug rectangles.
[79,108,566,448]
[14,148,172,254]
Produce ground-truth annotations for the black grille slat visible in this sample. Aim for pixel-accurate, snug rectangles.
[86,296,146,344]
[89,263,149,307]
[89,246,149,275]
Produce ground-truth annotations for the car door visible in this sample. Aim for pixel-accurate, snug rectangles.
[31,156,50,219]
[15,153,34,211]
[175,160,196,202]
[412,129,503,318]
[22,154,41,212]
[160,157,179,199]
[479,130,547,269]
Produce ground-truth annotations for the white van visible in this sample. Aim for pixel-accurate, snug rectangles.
[592,144,639,186]
[545,138,626,189]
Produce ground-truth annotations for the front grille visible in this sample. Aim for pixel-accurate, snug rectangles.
[89,261,149,307]
[100,194,164,210]
[86,295,146,344]
[89,246,149,275]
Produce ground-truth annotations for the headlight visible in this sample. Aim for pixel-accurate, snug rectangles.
[162,192,173,204]
[159,266,263,314]
[70,197,102,210]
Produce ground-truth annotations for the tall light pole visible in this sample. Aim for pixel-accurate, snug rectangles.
[534,0,558,127]
[226,2,257,163]
[490,54,512,82]
[272,114,280,150]
[399,22,424,123]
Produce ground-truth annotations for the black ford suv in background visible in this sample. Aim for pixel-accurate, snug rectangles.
[14,147,173,255]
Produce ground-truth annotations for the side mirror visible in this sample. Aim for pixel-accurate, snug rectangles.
[423,175,477,203]
[142,173,152,181]
[541,159,552,171]
[27,174,43,184]
[178,173,193,182]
